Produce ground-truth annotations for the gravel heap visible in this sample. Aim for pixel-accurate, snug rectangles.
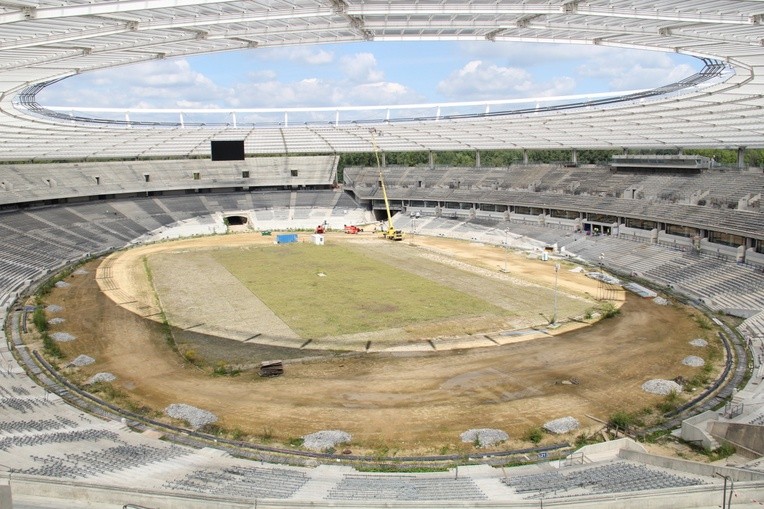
[682,356,705,367]
[543,416,580,435]
[46,304,63,313]
[642,379,682,395]
[54,281,71,288]
[690,338,708,347]
[70,354,95,367]
[460,428,508,447]
[48,317,65,324]
[51,332,75,342]
[87,372,116,384]
[653,297,669,306]
[302,430,351,452]
[165,403,218,430]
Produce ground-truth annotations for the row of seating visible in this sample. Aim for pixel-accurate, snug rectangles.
[502,461,706,497]
[164,465,310,499]
[327,474,487,501]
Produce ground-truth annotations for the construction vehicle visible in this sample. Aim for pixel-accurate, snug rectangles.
[343,225,363,234]
[379,174,403,240]
[371,129,403,241]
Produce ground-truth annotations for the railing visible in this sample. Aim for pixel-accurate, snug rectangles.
[14,59,730,128]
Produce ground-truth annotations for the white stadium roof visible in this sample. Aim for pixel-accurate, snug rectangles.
[2,0,764,159]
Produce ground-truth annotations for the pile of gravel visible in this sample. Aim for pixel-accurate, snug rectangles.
[642,379,682,395]
[302,430,351,452]
[543,416,580,435]
[690,338,708,347]
[54,281,71,288]
[48,317,65,324]
[51,332,75,342]
[46,304,63,313]
[460,428,508,447]
[165,403,218,430]
[653,297,669,306]
[682,356,705,367]
[69,354,95,367]
[87,372,116,384]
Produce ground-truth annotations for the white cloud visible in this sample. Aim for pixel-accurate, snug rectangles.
[576,50,696,90]
[340,52,384,83]
[38,58,229,109]
[342,82,420,105]
[459,41,614,66]
[437,60,576,100]
[256,46,334,65]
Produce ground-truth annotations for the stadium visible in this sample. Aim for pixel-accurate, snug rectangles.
[1,1,764,508]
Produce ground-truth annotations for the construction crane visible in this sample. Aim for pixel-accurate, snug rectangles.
[371,129,403,241]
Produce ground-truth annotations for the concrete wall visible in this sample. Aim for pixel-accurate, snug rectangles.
[8,474,764,509]
[681,410,717,451]
[0,480,11,509]
[619,449,764,482]
[709,422,764,458]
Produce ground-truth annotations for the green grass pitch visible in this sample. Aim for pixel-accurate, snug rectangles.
[213,242,511,338]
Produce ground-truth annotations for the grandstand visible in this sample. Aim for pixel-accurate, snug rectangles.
[2,1,764,508]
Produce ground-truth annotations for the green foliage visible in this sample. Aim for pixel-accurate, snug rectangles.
[287,437,304,447]
[599,302,620,319]
[656,390,682,413]
[41,332,64,359]
[708,442,736,461]
[608,411,635,430]
[524,426,544,444]
[643,429,672,444]
[574,432,601,448]
[694,314,713,330]
[183,349,199,365]
[88,381,124,401]
[32,307,48,333]
[259,426,273,441]
[212,361,241,377]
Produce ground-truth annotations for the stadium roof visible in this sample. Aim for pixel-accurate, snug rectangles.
[2,0,764,159]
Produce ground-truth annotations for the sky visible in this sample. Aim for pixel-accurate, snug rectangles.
[38,41,699,124]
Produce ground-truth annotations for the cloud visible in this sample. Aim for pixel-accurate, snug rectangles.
[342,82,421,105]
[255,46,334,65]
[38,58,230,109]
[458,41,615,66]
[339,52,384,83]
[576,50,696,90]
[437,60,576,100]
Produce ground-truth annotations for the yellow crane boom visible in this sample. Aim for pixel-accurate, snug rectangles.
[371,129,403,241]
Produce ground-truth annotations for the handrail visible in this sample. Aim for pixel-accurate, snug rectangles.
[14,59,729,129]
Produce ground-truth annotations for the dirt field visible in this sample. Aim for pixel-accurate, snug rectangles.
[37,232,722,456]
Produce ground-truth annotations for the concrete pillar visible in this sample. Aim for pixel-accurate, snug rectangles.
[381,152,386,167]
[475,150,481,168]
[522,149,529,164]
[572,149,578,165]
[738,147,746,169]
[428,151,434,169]
[0,480,10,509]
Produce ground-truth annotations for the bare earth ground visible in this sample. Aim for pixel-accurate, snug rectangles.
[38,232,721,456]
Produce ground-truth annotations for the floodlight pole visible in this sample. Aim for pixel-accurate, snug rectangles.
[553,263,560,324]
[715,473,730,509]
[503,228,509,272]
[411,213,416,244]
